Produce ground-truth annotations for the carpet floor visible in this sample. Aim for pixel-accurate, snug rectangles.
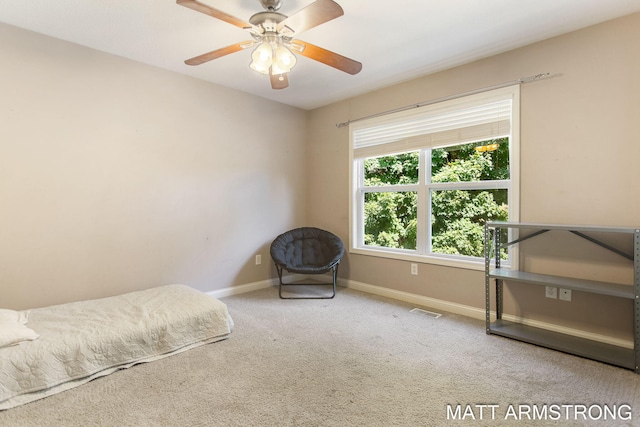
[1,286,639,426]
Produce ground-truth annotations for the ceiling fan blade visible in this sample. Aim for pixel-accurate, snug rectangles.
[278,0,344,34]
[292,40,362,75]
[177,0,254,30]
[270,71,289,90]
[185,42,251,66]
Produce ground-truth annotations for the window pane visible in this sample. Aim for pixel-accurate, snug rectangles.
[364,191,417,250]
[431,138,509,183]
[364,152,419,186]
[431,189,508,257]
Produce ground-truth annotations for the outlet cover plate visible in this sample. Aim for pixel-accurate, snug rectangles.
[545,286,557,299]
[559,288,572,301]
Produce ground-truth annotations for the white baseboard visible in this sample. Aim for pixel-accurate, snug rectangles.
[339,278,634,350]
[206,279,276,299]
[340,278,486,319]
[207,277,633,349]
[498,313,633,349]
[206,274,313,299]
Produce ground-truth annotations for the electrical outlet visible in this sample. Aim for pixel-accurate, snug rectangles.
[411,263,418,275]
[559,288,572,301]
[255,254,261,265]
[545,286,557,299]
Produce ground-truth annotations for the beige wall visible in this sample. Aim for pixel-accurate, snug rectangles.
[2,12,639,343]
[0,23,307,310]
[307,13,640,340]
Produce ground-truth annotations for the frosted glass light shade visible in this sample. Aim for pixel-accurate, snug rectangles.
[271,46,297,75]
[250,42,273,75]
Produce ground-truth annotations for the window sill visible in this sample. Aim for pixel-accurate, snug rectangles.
[349,247,489,271]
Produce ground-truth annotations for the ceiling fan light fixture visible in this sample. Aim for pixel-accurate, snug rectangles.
[249,41,273,75]
[271,45,297,74]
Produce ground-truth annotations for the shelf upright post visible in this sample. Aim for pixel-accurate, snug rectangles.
[635,229,640,373]
[485,223,491,334]
[495,226,503,321]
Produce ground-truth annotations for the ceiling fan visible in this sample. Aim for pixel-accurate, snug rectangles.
[177,0,362,90]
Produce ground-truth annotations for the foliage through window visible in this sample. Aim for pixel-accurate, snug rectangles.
[351,86,519,266]
[364,152,418,250]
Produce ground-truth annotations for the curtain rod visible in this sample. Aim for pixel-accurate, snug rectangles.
[335,72,552,128]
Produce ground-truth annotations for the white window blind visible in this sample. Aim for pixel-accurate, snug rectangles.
[352,87,515,159]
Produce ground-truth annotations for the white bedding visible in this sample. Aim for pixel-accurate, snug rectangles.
[0,284,233,410]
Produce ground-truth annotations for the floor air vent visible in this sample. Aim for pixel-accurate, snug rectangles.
[410,308,442,318]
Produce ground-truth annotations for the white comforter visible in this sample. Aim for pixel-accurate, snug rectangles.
[0,284,233,410]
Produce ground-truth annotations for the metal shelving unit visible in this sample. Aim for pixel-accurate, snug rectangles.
[484,221,640,373]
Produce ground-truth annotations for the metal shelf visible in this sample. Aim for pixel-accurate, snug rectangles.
[489,268,634,299]
[490,320,634,370]
[484,222,640,373]
[487,221,638,234]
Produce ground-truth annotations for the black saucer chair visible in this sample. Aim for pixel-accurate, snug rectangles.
[270,227,345,299]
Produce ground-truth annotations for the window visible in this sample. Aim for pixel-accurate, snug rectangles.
[350,86,519,268]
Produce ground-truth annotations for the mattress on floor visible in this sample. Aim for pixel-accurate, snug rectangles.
[0,284,233,410]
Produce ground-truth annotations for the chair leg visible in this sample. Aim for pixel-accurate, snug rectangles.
[277,263,339,300]
[276,264,286,299]
[330,263,339,298]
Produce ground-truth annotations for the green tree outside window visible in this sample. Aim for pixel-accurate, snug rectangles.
[363,138,509,257]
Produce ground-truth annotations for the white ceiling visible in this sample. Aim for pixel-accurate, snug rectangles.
[2,0,640,110]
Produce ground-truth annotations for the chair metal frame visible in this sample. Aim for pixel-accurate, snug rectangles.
[270,227,344,299]
[275,261,340,299]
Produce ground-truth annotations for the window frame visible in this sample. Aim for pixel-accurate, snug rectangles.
[349,86,520,270]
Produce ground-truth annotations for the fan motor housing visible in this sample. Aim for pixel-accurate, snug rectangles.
[249,11,287,31]
[259,0,282,11]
